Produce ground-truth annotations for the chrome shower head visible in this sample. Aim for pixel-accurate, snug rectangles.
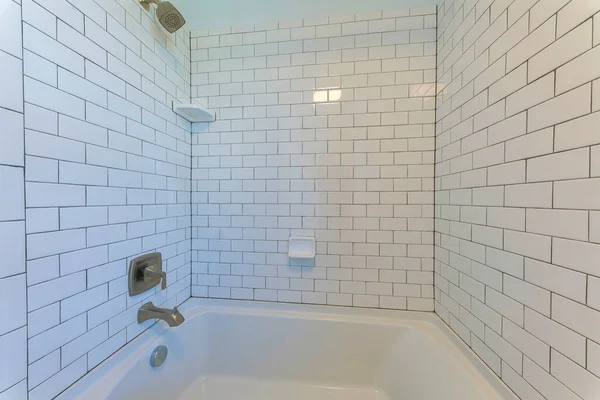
[139,0,186,33]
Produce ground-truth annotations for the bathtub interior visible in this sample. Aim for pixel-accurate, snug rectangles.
[100,301,513,400]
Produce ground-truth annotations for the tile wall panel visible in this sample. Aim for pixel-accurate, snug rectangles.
[435,0,600,398]
[190,6,438,310]
[20,0,192,397]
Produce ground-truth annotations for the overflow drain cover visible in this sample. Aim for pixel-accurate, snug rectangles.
[150,345,168,368]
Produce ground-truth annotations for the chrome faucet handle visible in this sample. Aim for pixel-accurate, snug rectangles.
[145,266,167,290]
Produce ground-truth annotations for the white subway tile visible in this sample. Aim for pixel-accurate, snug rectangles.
[485,328,523,374]
[0,0,22,58]
[506,72,554,117]
[470,335,501,375]
[24,24,83,76]
[556,0,600,38]
[24,49,58,87]
[504,275,550,316]
[505,128,553,162]
[58,21,106,68]
[550,350,600,400]
[0,274,26,335]
[502,362,545,400]
[24,105,56,138]
[591,211,600,243]
[85,61,126,97]
[25,77,84,119]
[59,68,108,107]
[528,19,591,82]
[528,148,590,183]
[0,108,24,167]
[26,208,58,234]
[0,167,24,222]
[486,288,524,326]
[554,178,600,210]
[33,0,84,33]
[527,209,589,241]
[529,0,569,30]
[527,83,591,132]
[0,50,23,113]
[553,237,600,276]
[61,323,108,367]
[556,47,600,94]
[588,276,600,311]
[28,356,86,400]
[504,230,551,262]
[552,294,600,344]
[589,339,600,377]
[27,228,87,261]
[503,319,550,370]
[595,12,600,46]
[523,357,580,400]
[28,350,60,390]
[0,327,26,392]
[507,16,556,73]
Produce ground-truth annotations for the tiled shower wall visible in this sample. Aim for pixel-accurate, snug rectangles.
[1,0,193,398]
[2,0,600,399]
[0,0,27,397]
[189,6,438,310]
[435,0,600,399]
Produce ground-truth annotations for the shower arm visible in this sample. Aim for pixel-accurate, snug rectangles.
[139,0,160,11]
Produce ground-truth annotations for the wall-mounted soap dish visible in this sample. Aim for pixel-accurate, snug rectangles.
[288,237,316,259]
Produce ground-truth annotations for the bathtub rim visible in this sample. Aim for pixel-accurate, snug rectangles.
[58,298,518,400]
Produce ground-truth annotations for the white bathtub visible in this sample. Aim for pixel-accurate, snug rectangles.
[59,299,517,400]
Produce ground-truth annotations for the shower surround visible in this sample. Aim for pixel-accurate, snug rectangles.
[189,7,438,310]
[1,0,600,399]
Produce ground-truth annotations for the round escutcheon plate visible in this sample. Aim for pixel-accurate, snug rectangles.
[150,345,168,368]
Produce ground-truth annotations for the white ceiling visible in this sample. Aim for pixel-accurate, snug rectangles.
[170,0,439,31]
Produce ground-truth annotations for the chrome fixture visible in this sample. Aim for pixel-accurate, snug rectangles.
[138,302,185,327]
[129,252,166,296]
[138,0,186,33]
[150,345,168,368]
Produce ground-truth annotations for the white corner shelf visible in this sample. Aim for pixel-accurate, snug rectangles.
[173,103,216,123]
[288,237,316,259]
